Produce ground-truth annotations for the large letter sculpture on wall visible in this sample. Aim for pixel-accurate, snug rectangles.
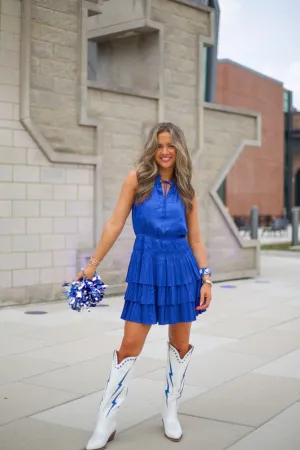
[18,0,261,304]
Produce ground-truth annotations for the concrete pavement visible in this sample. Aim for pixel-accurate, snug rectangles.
[1,253,300,450]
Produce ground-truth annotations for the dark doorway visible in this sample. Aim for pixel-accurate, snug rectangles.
[295,170,300,207]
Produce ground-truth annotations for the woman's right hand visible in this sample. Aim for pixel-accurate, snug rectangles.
[74,265,96,281]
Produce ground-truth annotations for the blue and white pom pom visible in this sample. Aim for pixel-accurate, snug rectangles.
[63,270,108,312]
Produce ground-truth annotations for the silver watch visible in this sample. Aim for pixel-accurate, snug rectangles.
[202,279,212,287]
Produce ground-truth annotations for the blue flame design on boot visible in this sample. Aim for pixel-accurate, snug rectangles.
[86,351,137,450]
[162,342,194,441]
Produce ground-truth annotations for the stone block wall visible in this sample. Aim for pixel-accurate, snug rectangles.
[30,0,94,154]
[0,0,94,305]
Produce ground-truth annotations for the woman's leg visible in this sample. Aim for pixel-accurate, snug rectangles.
[86,321,151,450]
[162,321,193,442]
[118,320,152,362]
[168,322,192,357]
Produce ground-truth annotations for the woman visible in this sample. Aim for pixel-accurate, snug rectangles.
[76,122,212,450]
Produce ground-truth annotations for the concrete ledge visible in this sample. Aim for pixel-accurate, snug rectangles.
[84,0,104,16]
[87,82,160,100]
[213,268,259,282]
[0,283,65,308]
[22,118,97,165]
[88,19,161,42]
[261,250,300,258]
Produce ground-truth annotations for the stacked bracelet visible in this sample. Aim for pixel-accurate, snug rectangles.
[88,257,100,268]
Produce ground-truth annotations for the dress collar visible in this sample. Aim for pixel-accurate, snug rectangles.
[155,173,175,196]
[156,173,174,184]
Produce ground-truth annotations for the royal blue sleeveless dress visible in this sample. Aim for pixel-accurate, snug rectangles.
[121,174,204,325]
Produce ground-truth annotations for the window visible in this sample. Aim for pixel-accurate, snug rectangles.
[88,41,97,81]
[283,90,291,113]
[202,46,208,101]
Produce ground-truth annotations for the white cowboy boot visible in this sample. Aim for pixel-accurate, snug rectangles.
[86,351,137,450]
[162,343,194,441]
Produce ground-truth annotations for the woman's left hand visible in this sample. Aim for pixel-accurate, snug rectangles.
[196,282,212,311]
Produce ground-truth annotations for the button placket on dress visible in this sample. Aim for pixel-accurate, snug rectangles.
[161,179,172,235]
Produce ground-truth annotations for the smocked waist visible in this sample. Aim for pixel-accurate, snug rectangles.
[135,233,186,240]
[133,233,189,253]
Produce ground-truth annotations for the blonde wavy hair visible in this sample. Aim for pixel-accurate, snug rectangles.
[135,122,195,212]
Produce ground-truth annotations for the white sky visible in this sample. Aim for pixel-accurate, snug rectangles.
[218,0,300,109]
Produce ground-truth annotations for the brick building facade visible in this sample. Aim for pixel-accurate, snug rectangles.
[216,59,284,218]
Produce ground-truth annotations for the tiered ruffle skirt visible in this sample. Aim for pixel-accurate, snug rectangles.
[121,235,204,325]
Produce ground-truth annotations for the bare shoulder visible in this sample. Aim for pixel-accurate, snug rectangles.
[124,169,138,190]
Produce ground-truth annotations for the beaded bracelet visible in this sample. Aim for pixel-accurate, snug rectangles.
[88,257,100,268]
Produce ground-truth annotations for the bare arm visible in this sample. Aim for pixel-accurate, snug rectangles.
[75,170,138,279]
[92,170,138,263]
[186,195,212,310]
[186,195,208,272]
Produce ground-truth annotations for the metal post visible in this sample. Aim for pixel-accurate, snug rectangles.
[286,109,293,222]
[291,208,299,247]
[250,206,259,240]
